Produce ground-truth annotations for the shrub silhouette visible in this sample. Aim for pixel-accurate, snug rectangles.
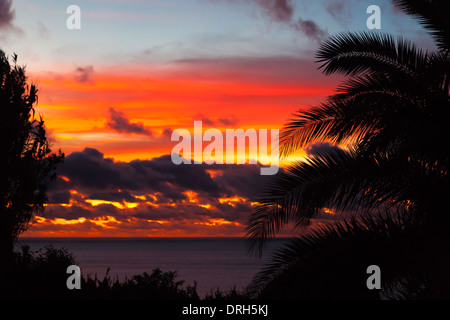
[3,245,76,298]
[0,51,240,300]
[78,267,200,300]
[0,51,64,269]
[5,245,202,300]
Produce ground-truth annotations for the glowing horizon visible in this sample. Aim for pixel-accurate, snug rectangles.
[0,0,433,237]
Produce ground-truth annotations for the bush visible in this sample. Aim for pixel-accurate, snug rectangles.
[78,268,200,300]
[3,245,201,300]
[3,245,76,299]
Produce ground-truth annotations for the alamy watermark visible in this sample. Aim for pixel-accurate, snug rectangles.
[66,5,81,30]
[66,265,81,289]
[366,265,381,290]
[65,5,380,31]
[367,5,381,30]
[171,121,279,175]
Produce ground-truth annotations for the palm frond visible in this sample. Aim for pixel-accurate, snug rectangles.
[246,149,372,255]
[424,51,450,95]
[279,103,337,158]
[247,210,426,299]
[279,92,409,157]
[245,1,450,299]
[393,0,450,52]
[246,146,448,256]
[316,32,429,77]
[280,32,446,159]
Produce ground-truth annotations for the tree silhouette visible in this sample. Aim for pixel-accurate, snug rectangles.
[0,51,64,266]
[247,210,428,299]
[246,0,450,298]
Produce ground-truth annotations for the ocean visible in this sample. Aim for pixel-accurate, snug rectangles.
[16,237,288,297]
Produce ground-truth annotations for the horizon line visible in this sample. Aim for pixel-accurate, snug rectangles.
[17,236,291,240]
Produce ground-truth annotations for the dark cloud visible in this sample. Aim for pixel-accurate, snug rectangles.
[47,148,280,223]
[250,0,327,43]
[326,0,346,18]
[324,0,353,27]
[53,148,260,198]
[0,0,14,29]
[305,142,341,157]
[211,164,272,201]
[162,128,173,138]
[107,108,153,135]
[194,113,215,126]
[202,118,215,126]
[253,0,294,23]
[37,21,50,38]
[74,65,94,83]
[48,191,71,204]
[390,1,404,14]
[88,190,139,203]
[58,148,122,189]
[43,205,96,220]
[192,113,239,126]
[218,116,239,126]
[132,154,223,197]
[293,18,328,44]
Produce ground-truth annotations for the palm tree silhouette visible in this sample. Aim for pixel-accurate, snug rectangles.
[246,0,450,299]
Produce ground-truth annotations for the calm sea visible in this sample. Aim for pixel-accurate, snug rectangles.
[16,237,288,297]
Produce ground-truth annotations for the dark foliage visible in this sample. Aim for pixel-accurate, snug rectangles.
[246,0,450,299]
[204,286,248,300]
[0,51,64,264]
[248,209,450,299]
[3,245,201,300]
[3,245,76,298]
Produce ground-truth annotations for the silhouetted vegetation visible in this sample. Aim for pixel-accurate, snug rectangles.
[79,267,200,300]
[1,0,448,301]
[2,245,247,300]
[204,286,248,300]
[0,51,64,274]
[0,49,247,300]
[248,209,450,299]
[3,245,75,298]
[247,0,450,299]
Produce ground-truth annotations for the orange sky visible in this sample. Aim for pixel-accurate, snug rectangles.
[33,60,337,162]
[10,0,430,239]
[0,0,432,240]
[21,56,340,238]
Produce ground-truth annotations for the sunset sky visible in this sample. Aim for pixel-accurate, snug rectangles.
[1,0,435,237]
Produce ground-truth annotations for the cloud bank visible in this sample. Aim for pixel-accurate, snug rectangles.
[0,0,14,29]
[107,108,153,136]
[32,148,280,236]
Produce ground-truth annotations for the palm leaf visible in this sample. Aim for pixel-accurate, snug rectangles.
[246,149,375,255]
[247,210,427,299]
[280,92,408,157]
[316,32,429,77]
[393,0,450,52]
